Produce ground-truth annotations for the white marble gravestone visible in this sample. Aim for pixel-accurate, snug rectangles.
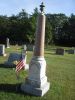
[23,44,27,51]
[21,50,29,70]
[0,45,6,56]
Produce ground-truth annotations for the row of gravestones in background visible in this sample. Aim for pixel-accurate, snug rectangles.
[56,48,75,55]
[0,44,29,69]
[0,44,34,56]
[0,45,75,67]
[0,44,34,67]
[0,44,75,57]
[0,45,75,56]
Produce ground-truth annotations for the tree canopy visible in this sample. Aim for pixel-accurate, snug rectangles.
[0,9,75,46]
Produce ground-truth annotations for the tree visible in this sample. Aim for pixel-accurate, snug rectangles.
[0,9,75,46]
[17,9,28,19]
[45,16,52,44]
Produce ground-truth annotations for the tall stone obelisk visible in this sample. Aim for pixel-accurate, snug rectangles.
[21,2,50,96]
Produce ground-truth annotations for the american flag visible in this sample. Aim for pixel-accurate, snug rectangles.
[15,57,25,73]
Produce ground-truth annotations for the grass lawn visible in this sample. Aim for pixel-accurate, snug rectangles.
[0,45,75,100]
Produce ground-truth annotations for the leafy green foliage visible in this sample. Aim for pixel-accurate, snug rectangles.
[0,9,75,46]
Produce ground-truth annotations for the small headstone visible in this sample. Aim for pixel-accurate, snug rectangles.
[6,38,10,48]
[5,53,21,66]
[56,48,64,55]
[21,51,29,70]
[68,49,75,54]
[5,52,29,70]
[0,45,6,56]
[23,45,27,51]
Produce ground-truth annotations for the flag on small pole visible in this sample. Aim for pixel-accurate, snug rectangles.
[15,54,25,79]
[15,59,25,73]
[16,58,25,72]
[15,50,27,79]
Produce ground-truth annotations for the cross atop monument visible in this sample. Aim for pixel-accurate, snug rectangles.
[40,2,45,13]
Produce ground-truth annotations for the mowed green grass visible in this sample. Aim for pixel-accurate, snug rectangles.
[0,45,75,100]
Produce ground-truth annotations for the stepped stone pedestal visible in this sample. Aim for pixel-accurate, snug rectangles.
[21,2,50,96]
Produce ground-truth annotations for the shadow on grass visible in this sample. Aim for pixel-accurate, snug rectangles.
[0,83,31,96]
[0,64,15,68]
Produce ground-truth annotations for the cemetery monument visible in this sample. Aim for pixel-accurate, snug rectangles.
[68,49,75,54]
[23,44,27,51]
[5,52,29,70]
[0,45,6,56]
[6,38,10,48]
[21,2,50,96]
[56,48,64,55]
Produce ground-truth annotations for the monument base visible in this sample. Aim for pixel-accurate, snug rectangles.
[21,81,50,96]
[21,57,50,96]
